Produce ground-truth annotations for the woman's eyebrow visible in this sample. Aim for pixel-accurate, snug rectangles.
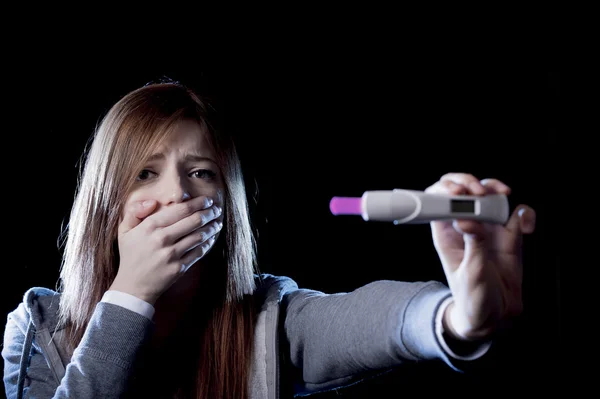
[183,154,216,164]
[146,152,165,162]
[144,152,216,165]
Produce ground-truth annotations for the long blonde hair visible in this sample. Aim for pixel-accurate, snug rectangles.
[57,82,259,398]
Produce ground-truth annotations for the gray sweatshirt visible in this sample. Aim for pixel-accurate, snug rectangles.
[3,274,489,398]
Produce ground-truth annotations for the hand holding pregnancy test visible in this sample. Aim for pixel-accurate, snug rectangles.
[329,174,537,342]
[329,189,509,225]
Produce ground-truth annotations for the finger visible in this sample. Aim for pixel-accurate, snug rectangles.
[146,195,213,229]
[173,219,223,258]
[425,179,468,196]
[455,220,488,268]
[162,204,222,243]
[179,235,217,273]
[134,200,158,219]
[452,219,486,238]
[480,178,511,195]
[118,200,158,236]
[440,173,486,195]
[505,205,536,235]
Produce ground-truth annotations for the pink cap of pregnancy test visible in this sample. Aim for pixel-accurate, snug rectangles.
[329,196,362,215]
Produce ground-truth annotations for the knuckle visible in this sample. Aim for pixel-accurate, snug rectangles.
[194,211,205,226]
[164,246,178,261]
[425,182,442,193]
[181,202,195,217]
[197,245,206,256]
[167,262,182,277]
[462,173,477,182]
[202,238,213,250]
[442,172,476,183]
[153,230,168,247]
[145,219,157,231]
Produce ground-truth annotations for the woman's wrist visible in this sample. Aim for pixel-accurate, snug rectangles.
[108,279,157,305]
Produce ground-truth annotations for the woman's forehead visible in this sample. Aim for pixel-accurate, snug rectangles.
[150,120,216,160]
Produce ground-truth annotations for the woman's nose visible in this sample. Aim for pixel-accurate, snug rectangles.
[162,177,192,205]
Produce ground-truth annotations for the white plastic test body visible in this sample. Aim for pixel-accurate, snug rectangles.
[330,189,510,225]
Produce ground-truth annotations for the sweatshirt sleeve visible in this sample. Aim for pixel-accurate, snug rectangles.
[3,301,152,399]
[101,290,155,320]
[282,279,491,394]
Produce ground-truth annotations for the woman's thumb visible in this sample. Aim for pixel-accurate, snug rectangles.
[506,205,536,235]
[118,200,157,235]
[137,200,157,218]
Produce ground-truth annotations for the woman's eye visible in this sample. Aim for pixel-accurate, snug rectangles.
[190,169,217,179]
[136,170,155,181]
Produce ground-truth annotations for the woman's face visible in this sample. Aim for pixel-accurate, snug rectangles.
[124,119,225,223]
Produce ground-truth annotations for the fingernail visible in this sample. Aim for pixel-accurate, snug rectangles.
[142,200,154,207]
[206,198,213,207]
[519,207,534,223]
[215,206,222,215]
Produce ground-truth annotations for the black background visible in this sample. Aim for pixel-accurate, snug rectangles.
[1,15,567,398]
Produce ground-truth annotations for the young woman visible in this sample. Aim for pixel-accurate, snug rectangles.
[2,81,536,398]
